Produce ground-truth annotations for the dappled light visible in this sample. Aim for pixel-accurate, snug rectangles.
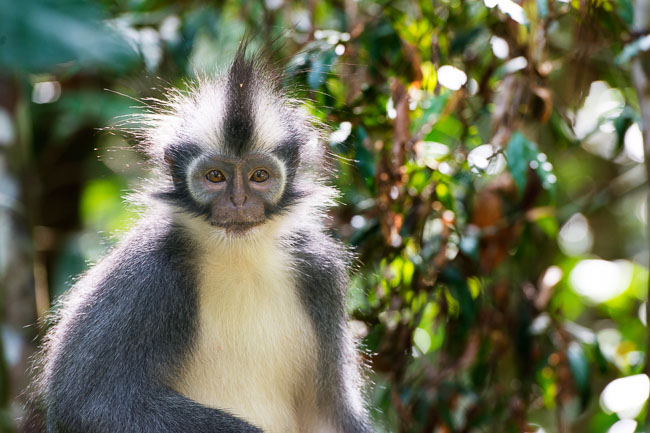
[569,259,633,304]
[600,374,650,419]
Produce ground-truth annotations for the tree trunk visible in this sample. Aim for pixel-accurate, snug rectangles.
[0,74,39,433]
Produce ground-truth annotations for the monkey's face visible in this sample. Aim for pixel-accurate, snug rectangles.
[159,141,302,236]
[185,153,287,234]
[149,51,327,236]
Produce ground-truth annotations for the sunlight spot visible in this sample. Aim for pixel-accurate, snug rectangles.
[584,131,617,159]
[330,121,352,144]
[0,108,14,146]
[468,144,506,174]
[600,374,649,419]
[386,98,397,119]
[541,266,563,289]
[574,81,624,159]
[569,259,633,303]
[484,0,528,24]
[437,65,467,91]
[413,328,431,354]
[1,326,23,366]
[624,123,644,163]
[529,313,551,335]
[137,27,162,72]
[498,0,527,24]
[438,162,454,175]
[490,36,509,59]
[414,141,449,169]
[502,56,528,74]
[558,213,593,256]
[292,10,311,33]
[264,0,283,10]
[159,15,181,43]
[597,328,622,362]
[351,215,366,229]
[607,419,637,433]
[32,81,61,104]
[390,186,399,200]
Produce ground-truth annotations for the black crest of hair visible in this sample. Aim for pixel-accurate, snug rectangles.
[20,37,377,433]
[224,38,283,156]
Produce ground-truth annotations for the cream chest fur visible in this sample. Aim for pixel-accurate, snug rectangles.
[173,223,320,433]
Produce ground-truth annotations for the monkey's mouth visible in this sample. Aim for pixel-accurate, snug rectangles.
[211,220,265,234]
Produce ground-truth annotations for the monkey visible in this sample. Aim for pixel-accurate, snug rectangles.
[25,42,376,433]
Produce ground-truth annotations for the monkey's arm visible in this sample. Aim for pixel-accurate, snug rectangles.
[293,231,376,433]
[43,226,262,433]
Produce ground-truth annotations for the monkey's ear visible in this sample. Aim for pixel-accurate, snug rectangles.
[163,148,183,184]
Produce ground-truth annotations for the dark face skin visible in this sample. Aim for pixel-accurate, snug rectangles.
[187,154,286,234]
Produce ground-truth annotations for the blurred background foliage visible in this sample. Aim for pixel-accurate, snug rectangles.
[1,0,650,432]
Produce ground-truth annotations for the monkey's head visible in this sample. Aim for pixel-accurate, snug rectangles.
[139,44,332,237]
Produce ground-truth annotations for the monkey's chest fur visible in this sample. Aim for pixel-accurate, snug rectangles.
[173,246,320,433]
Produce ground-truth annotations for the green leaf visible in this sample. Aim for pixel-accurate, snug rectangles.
[616,34,650,65]
[411,92,450,134]
[506,132,537,195]
[307,49,337,90]
[567,342,590,409]
[533,215,558,238]
[354,126,376,182]
[0,0,138,73]
[506,131,556,198]
[440,266,475,327]
[425,115,463,145]
[617,0,634,27]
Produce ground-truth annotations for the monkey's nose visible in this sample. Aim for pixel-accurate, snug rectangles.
[229,194,247,207]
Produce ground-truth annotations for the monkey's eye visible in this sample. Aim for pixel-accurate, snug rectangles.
[250,169,270,183]
[206,170,226,183]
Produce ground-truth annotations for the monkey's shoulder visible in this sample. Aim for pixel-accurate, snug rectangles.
[291,228,350,268]
[286,229,352,311]
[48,221,197,354]
[77,220,194,294]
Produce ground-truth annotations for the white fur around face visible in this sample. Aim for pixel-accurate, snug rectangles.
[251,91,289,152]
[143,81,228,158]
[184,83,227,153]
[174,217,320,433]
